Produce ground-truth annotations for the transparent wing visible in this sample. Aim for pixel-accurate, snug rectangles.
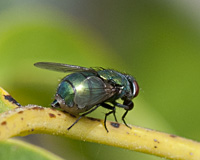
[34,62,96,73]
[74,76,117,108]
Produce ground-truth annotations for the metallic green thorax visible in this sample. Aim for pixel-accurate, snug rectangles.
[98,70,132,100]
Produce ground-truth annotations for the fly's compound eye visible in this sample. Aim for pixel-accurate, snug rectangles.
[126,75,139,98]
[132,80,139,97]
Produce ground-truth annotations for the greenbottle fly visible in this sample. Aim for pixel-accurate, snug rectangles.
[34,62,139,132]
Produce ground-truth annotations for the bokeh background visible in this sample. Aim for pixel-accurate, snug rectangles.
[0,1,200,159]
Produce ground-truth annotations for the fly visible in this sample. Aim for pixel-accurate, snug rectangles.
[34,62,139,132]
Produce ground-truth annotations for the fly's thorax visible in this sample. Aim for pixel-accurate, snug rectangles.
[98,70,122,83]
[98,69,132,99]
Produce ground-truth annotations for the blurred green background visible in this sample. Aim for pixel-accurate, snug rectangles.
[0,1,200,159]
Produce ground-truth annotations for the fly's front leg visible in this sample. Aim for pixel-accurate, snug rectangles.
[113,100,134,129]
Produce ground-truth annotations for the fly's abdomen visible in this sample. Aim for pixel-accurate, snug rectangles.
[74,76,111,109]
[57,72,92,107]
[57,80,75,108]
[56,71,114,114]
[56,72,105,113]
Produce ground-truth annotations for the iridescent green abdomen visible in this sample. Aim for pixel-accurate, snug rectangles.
[56,71,113,114]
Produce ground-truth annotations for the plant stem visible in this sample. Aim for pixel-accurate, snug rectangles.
[0,105,199,160]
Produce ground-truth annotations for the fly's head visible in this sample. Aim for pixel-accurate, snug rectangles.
[124,75,139,100]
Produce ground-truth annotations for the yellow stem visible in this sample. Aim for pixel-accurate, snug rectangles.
[0,105,199,160]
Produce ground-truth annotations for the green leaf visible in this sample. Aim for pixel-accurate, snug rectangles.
[0,139,62,160]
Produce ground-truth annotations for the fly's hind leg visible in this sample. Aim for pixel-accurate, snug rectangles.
[101,103,117,132]
[67,104,100,130]
[113,100,134,129]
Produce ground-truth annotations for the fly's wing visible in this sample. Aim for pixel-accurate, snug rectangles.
[74,76,117,109]
[34,62,96,73]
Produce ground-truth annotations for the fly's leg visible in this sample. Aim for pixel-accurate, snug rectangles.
[101,103,117,132]
[101,103,118,122]
[67,104,100,130]
[113,100,134,129]
[122,110,131,128]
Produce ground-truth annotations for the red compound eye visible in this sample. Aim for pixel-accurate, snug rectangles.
[133,80,139,97]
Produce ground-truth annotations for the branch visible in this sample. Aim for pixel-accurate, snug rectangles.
[0,105,199,159]
[0,87,200,160]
